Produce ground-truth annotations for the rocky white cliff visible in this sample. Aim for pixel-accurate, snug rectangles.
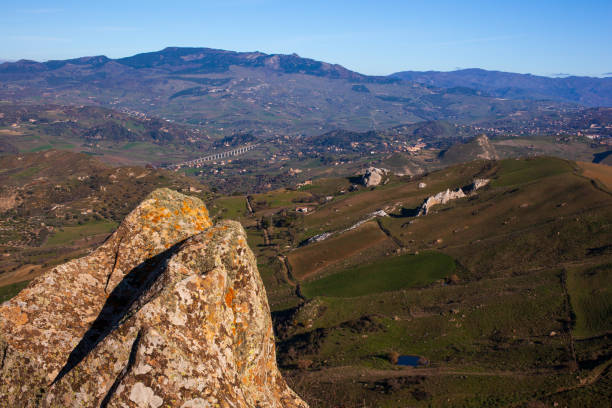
[417,178,490,216]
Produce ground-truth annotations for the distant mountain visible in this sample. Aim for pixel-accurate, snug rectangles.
[0,47,574,137]
[2,48,392,83]
[392,68,612,107]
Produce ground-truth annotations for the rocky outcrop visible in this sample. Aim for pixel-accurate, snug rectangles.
[468,178,490,192]
[474,135,498,161]
[303,209,388,245]
[361,167,389,187]
[417,188,466,216]
[0,188,308,408]
[417,178,489,216]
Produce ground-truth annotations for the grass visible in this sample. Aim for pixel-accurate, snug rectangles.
[302,251,455,298]
[45,220,118,246]
[492,157,572,187]
[285,268,568,381]
[567,263,612,339]
[578,161,612,191]
[0,280,30,303]
[253,189,314,210]
[271,158,611,407]
[49,141,75,149]
[213,196,248,220]
[180,167,201,176]
[121,141,151,150]
[298,177,351,196]
[27,144,53,152]
[301,161,488,236]
[10,166,40,180]
[288,221,390,280]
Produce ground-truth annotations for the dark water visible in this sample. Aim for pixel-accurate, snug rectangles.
[397,355,424,366]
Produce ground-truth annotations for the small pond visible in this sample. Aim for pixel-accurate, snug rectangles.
[397,355,427,367]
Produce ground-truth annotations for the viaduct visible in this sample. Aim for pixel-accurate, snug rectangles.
[168,144,257,170]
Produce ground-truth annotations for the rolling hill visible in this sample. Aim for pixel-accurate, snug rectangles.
[2,151,611,407]
[229,157,612,407]
[392,68,612,107]
[0,150,210,288]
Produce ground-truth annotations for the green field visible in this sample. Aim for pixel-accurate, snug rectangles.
[27,144,53,152]
[302,252,455,298]
[298,177,351,196]
[567,264,612,339]
[492,157,573,187]
[212,196,248,220]
[0,280,30,303]
[253,189,314,210]
[45,220,118,246]
[10,166,40,180]
[121,141,149,150]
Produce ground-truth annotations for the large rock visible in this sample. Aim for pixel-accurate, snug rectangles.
[417,188,466,216]
[0,188,308,408]
[361,167,389,187]
[467,178,490,192]
[416,178,489,216]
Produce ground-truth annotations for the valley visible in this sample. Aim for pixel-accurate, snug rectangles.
[2,148,609,407]
[0,45,610,407]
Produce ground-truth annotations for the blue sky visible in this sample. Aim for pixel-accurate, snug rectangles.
[1,0,611,77]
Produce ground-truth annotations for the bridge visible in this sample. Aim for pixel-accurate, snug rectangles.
[168,144,258,169]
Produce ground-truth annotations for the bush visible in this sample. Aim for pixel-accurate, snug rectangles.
[296,359,313,370]
[387,351,399,365]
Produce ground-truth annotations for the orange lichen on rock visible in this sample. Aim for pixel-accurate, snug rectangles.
[225,287,235,308]
[0,188,307,408]
[0,305,29,326]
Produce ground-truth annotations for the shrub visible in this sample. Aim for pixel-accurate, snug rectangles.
[296,359,313,370]
[387,351,399,365]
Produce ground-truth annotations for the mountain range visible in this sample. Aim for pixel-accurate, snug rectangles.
[392,68,612,107]
[0,47,593,137]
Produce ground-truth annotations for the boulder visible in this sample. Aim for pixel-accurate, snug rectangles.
[0,188,307,408]
[466,178,490,192]
[361,167,389,187]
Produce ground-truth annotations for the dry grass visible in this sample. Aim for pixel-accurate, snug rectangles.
[578,161,612,190]
[287,221,391,280]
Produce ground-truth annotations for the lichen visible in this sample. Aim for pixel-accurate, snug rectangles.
[0,188,307,407]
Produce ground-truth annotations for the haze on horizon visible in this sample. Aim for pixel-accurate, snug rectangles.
[1,0,611,77]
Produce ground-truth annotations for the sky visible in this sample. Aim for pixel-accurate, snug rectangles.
[1,0,611,77]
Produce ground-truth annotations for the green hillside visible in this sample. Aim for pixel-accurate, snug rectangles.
[219,156,612,407]
[2,155,610,407]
